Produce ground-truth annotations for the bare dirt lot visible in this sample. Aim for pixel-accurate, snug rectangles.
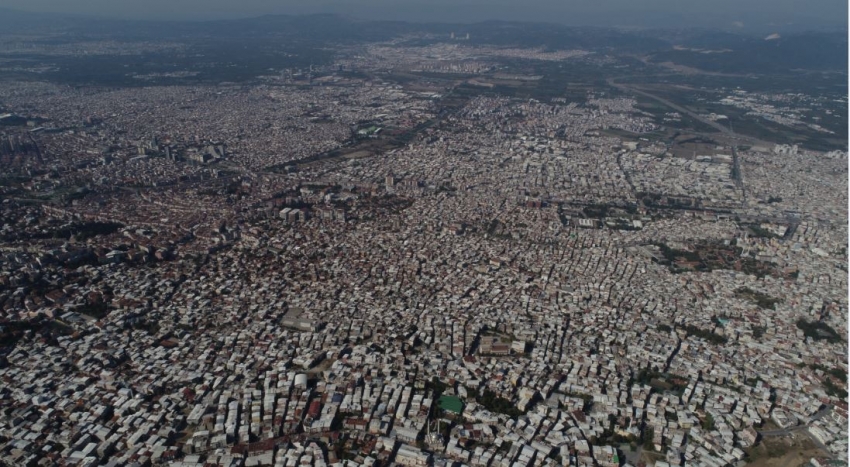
[747,435,825,467]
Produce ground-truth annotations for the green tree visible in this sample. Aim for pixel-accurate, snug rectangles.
[642,427,655,451]
[702,413,715,431]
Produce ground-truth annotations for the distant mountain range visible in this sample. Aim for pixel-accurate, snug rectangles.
[0,8,846,74]
[0,3,847,32]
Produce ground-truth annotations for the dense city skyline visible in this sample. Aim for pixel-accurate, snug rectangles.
[0,6,846,467]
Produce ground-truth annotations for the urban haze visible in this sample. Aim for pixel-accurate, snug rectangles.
[0,3,846,467]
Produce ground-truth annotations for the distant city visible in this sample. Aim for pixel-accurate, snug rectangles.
[0,9,846,467]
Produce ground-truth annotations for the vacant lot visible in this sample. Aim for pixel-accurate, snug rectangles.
[747,435,824,467]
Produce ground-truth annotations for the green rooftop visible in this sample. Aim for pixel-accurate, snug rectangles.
[438,395,464,414]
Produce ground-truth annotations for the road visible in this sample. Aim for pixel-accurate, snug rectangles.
[605,77,774,149]
[759,405,833,436]
[758,405,834,455]
[606,77,761,207]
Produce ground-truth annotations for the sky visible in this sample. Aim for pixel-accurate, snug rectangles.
[0,0,847,30]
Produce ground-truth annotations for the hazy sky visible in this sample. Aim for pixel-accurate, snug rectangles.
[1,0,847,29]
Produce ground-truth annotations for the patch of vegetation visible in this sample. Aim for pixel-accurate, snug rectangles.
[594,422,637,447]
[557,211,571,227]
[632,368,689,395]
[582,204,611,218]
[738,257,780,279]
[485,219,512,239]
[823,378,848,399]
[654,242,701,263]
[21,221,124,242]
[128,319,160,336]
[640,192,663,207]
[558,391,594,412]
[809,364,847,382]
[642,426,655,451]
[496,440,512,454]
[730,164,740,181]
[426,377,450,395]
[746,224,780,239]
[76,301,110,320]
[804,363,848,399]
[702,413,715,431]
[735,287,781,310]
[477,389,524,418]
[632,367,661,386]
[682,324,727,345]
[796,319,842,343]
[0,321,39,347]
